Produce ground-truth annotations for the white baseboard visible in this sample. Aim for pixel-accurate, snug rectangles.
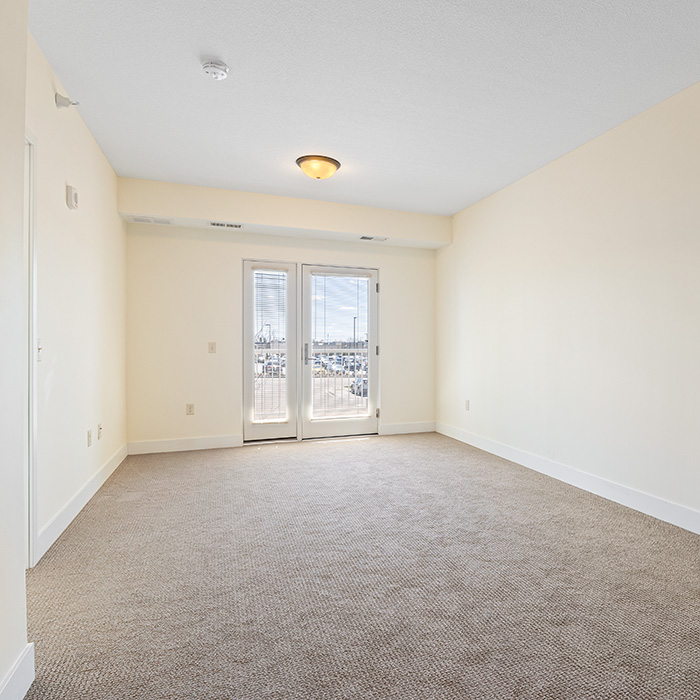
[379,421,436,436]
[128,434,244,455]
[0,644,34,700]
[436,422,700,536]
[34,445,128,564]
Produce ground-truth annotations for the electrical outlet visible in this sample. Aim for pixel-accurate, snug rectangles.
[98,423,103,439]
[87,429,92,447]
[208,342,217,354]
[465,400,470,411]
[186,403,195,416]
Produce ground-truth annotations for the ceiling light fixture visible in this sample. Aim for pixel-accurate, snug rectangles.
[202,61,229,80]
[296,155,341,180]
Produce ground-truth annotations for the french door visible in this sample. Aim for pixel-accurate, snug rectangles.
[243,261,379,441]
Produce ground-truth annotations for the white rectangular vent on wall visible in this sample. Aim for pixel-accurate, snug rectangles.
[130,216,173,225]
[210,221,242,228]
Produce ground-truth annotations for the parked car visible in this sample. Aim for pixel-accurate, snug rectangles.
[343,358,362,373]
[263,358,286,376]
[313,359,328,376]
[349,377,368,396]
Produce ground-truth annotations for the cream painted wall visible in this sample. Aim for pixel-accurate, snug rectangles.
[25,35,127,540]
[127,224,435,444]
[0,0,32,695]
[119,178,452,249]
[437,82,700,514]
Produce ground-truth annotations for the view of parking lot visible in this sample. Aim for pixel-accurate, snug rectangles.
[254,347,369,421]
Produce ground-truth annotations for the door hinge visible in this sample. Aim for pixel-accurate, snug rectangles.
[376,408,380,419]
[376,282,380,293]
[375,345,379,356]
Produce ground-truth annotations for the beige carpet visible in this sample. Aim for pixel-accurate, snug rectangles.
[26,433,700,699]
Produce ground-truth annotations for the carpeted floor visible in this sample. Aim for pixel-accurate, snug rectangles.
[25,433,700,699]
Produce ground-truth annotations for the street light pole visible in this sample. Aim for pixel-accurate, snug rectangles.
[353,316,357,377]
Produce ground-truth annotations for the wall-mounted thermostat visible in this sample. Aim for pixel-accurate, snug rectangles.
[66,185,79,210]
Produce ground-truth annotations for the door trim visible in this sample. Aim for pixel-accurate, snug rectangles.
[24,133,38,568]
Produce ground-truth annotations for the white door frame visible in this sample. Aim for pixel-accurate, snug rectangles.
[24,133,38,568]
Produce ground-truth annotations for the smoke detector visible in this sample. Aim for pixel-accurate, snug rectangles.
[202,61,229,80]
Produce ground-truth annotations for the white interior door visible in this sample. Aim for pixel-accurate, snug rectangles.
[242,261,297,441]
[301,265,379,439]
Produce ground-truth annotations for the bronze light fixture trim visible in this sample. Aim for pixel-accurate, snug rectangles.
[296,155,341,180]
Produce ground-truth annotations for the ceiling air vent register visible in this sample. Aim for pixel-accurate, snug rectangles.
[210,221,242,228]
[130,216,173,225]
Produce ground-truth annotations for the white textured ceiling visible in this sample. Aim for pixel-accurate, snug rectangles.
[28,0,700,216]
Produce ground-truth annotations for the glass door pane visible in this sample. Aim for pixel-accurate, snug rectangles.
[253,269,288,423]
[243,261,297,441]
[310,274,370,419]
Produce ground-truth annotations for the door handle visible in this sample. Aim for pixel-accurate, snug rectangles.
[304,343,309,365]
